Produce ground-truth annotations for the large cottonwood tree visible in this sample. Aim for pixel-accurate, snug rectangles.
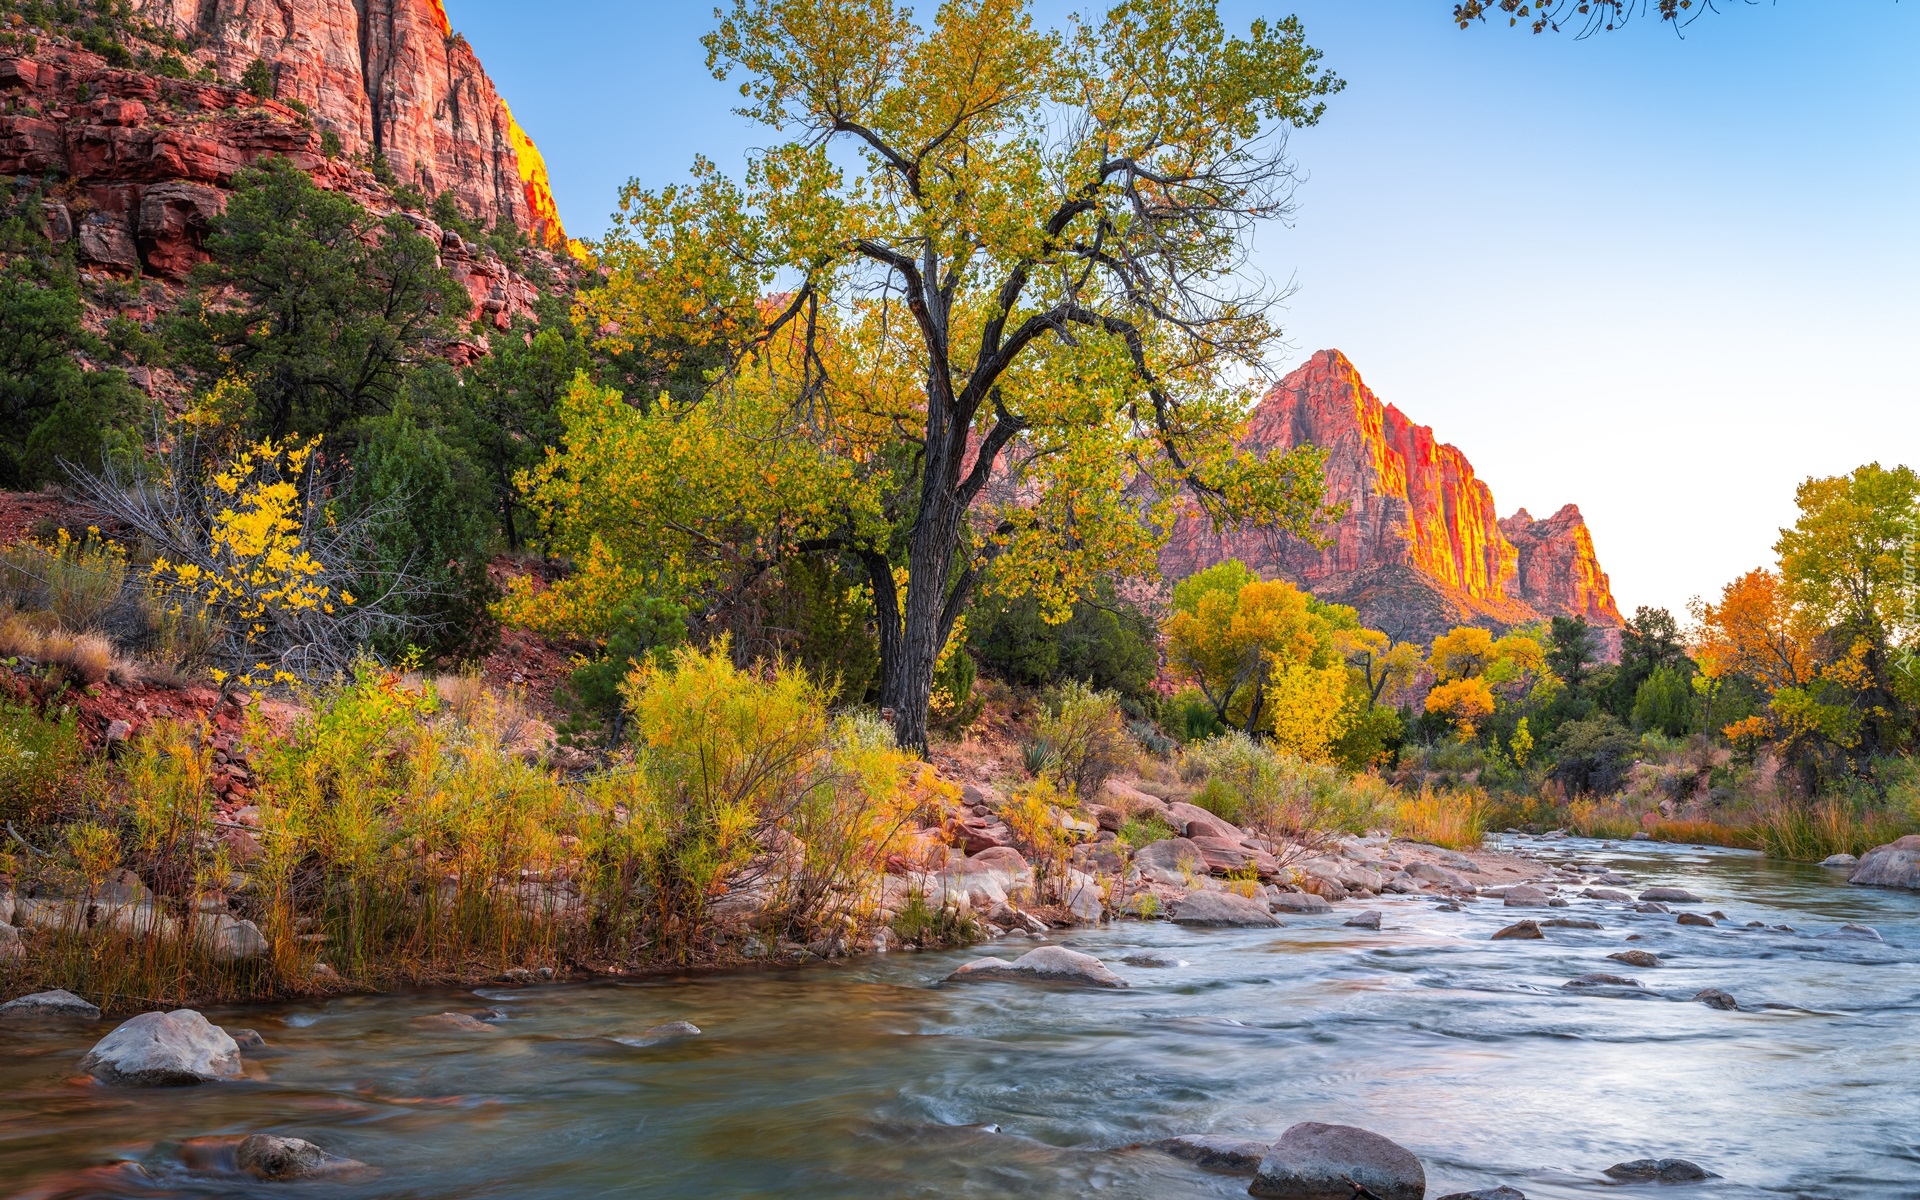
[546,0,1344,752]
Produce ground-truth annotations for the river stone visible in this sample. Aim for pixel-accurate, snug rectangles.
[1693,988,1738,1010]
[612,1020,702,1046]
[1676,912,1714,927]
[1639,887,1702,903]
[1152,1133,1271,1174]
[416,1012,498,1032]
[79,1010,243,1085]
[1270,892,1333,914]
[1564,973,1643,989]
[0,988,101,1021]
[1608,949,1661,968]
[1823,923,1883,941]
[946,945,1128,988]
[1820,853,1858,868]
[1491,920,1544,940]
[1408,861,1472,890]
[198,914,270,962]
[1249,1122,1425,1200]
[1604,1158,1714,1183]
[1541,917,1603,929]
[1848,835,1920,889]
[1630,832,1652,841]
[1437,1189,1527,1200]
[1501,885,1550,907]
[1172,890,1279,927]
[1633,901,1670,914]
[235,1134,363,1180]
[1122,951,1184,968]
[1344,909,1382,930]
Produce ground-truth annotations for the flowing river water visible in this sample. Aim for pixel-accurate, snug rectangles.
[3,838,1918,1199]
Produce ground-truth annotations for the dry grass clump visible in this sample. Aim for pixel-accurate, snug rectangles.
[1752,800,1914,860]
[0,531,127,630]
[1390,786,1487,850]
[0,608,138,686]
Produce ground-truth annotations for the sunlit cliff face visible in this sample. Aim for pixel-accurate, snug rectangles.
[1159,349,1621,640]
[502,100,567,250]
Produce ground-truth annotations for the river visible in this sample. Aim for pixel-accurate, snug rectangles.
[3,838,1916,1199]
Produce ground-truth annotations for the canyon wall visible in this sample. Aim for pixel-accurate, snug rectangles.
[1161,349,1622,643]
[121,0,563,244]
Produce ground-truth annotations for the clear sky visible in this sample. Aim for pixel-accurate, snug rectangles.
[449,0,1920,624]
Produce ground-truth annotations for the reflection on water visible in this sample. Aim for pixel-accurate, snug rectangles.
[3,840,1917,1199]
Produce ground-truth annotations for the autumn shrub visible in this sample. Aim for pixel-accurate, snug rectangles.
[1562,798,1641,840]
[1003,775,1083,896]
[1390,786,1486,850]
[1037,680,1135,801]
[611,642,917,964]
[1186,731,1397,842]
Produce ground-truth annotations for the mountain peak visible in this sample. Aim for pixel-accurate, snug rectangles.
[1162,351,1621,642]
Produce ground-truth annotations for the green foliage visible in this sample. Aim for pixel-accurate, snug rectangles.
[1549,712,1637,795]
[1332,702,1404,772]
[771,556,881,705]
[1165,687,1226,743]
[169,157,468,440]
[1036,681,1135,801]
[320,129,344,159]
[0,698,84,828]
[450,312,581,549]
[889,888,982,949]
[560,595,688,739]
[350,395,500,661]
[1632,665,1694,737]
[240,56,273,98]
[971,580,1158,698]
[0,257,142,486]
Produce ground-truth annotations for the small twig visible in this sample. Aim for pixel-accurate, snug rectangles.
[6,820,47,857]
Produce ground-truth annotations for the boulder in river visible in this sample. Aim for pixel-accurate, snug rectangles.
[1437,1189,1528,1200]
[1151,1133,1271,1174]
[1563,973,1643,989]
[611,1020,702,1046]
[1693,988,1737,1010]
[1408,861,1473,891]
[1608,949,1661,968]
[0,988,101,1021]
[1847,835,1920,889]
[235,1134,363,1180]
[1819,853,1858,868]
[1676,912,1715,927]
[1501,885,1550,907]
[79,1010,243,1085]
[1639,887,1702,903]
[1249,1122,1425,1200]
[1491,920,1544,941]
[1822,923,1883,941]
[1171,890,1279,927]
[1270,892,1333,914]
[1344,910,1382,930]
[1541,917,1602,929]
[1603,1158,1715,1183]
[415,1012,499,1033]
[1121,951,1184,968]
[945,945,1128,988]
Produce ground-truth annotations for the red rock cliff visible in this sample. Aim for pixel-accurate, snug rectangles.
[125,0,562,245]
[1160,349,1622,642]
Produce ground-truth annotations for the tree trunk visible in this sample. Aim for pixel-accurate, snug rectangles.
[890,487,965,756]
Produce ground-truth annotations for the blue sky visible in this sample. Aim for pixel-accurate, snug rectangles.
[450,0,1920,623]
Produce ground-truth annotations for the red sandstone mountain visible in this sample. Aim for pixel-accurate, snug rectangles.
[126,0,562,243]
[1,3,563,328]
[1160,350,1622,643]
